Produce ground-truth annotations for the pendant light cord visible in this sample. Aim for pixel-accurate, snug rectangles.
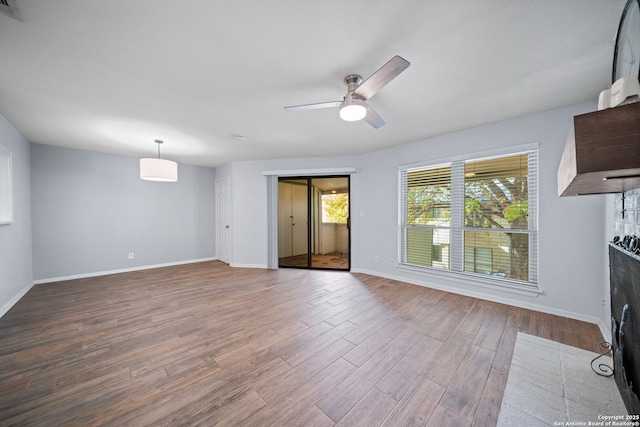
[155,139,163,159]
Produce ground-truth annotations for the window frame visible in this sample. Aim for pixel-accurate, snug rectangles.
[398,144,539,292]
[0,144,13,225]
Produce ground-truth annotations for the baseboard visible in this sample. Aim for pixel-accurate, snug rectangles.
[598,319,612,343]
[229,263,268,269]
[32,257,219,285]
[350,267,602,326]
[22,261,605,336]
[0,281,35,319]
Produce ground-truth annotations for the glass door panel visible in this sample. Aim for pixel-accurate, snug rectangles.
[278,179,309,267]
[310,177,350,270]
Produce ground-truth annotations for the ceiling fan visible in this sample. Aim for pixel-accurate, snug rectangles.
[284,55,410,129]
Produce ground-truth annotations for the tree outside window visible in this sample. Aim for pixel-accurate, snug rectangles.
[322,193,348,223]
[401,151,536,285]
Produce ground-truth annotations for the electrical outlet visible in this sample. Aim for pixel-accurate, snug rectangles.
[128,253,134,260]
[389,258,394,264]
[374,255,379,262]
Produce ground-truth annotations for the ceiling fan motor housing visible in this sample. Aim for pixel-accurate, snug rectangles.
[344,74,363,92]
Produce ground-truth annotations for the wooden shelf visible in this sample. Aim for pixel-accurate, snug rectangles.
[558,102,640,197]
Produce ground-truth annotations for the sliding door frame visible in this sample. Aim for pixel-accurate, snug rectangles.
[276,175,350,271]
[264,168,356,270]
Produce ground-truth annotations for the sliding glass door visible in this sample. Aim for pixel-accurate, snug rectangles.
[278,176,350,270]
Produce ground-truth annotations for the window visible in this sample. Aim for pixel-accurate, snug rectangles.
[400,150,537,287]
[0,144,12,225]
[464,247,493,275]
[432,244,443,262]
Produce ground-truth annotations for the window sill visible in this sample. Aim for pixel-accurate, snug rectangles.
[397,263,543,297]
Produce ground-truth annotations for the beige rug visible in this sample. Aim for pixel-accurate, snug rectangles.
[497,332,628,426]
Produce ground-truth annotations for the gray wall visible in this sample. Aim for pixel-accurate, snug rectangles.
[0,114,32,315]
[221,156,360,268]
[31,144,215,281]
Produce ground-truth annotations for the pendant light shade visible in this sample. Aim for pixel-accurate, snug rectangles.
[140,140,178,182]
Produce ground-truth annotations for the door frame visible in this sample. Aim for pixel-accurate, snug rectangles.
[264,168,356,270]
[276,175,350,270]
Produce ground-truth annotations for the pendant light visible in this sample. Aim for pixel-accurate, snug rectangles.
[140,140,178,182]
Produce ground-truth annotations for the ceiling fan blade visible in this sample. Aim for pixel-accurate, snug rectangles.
[353,55,410,100]
[363,104,385,129]
[284,101,341,111]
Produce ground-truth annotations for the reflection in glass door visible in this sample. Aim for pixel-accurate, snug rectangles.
[278,176,350,270]
[278,179,309,267]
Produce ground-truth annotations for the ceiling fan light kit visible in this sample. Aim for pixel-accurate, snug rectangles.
[284,55,410,128]
[339,94,367,121]
[140,140,178,182]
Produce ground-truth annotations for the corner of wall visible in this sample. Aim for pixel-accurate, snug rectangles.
[0,113,33,319]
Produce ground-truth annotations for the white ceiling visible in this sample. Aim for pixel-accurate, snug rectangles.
[0,1,627,167]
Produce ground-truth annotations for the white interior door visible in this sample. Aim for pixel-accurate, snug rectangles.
[215,177,231,264]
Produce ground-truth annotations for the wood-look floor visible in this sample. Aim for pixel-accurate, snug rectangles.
[0,261,604,426]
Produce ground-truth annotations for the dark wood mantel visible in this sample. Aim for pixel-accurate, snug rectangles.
[557,102,640,197]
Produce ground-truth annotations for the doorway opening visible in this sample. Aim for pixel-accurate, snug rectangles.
[278,176,350,270]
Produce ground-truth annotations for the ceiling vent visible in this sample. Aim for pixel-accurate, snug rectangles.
[0,0,21,21]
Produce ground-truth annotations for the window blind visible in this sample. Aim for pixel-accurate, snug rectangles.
[399,150,538,287]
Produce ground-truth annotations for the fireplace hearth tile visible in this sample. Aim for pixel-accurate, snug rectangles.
[498,402,550,427]
[501,372,567,424]
[497,332,627,426]
[508,362,564,395]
